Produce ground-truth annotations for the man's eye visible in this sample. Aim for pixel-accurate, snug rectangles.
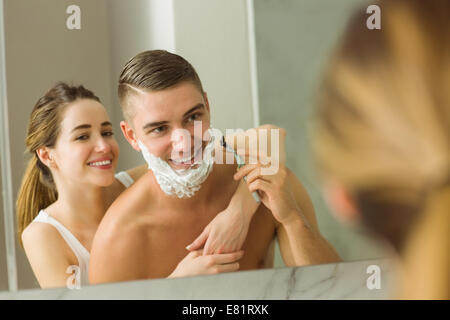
[151,126,167,134]
[102,131,114,137]
[187,113,202,122]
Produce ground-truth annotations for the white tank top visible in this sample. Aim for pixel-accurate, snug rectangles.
[31,171,134,287]
[114,171,134,188]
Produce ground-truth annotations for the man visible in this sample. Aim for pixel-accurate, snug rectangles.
[89,50,340,284]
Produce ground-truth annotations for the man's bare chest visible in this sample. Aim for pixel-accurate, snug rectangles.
[141,205,225,278]
[141,203,277,279]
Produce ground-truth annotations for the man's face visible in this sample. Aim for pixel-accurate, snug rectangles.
[123,82,211,170]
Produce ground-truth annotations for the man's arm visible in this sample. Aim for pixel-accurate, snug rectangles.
[276,169,341,266]
[234,161,341,267]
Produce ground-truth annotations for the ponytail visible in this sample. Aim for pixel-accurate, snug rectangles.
[16,156,57,247]
[399,185,450,299]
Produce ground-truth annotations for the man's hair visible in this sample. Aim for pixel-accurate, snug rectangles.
[118,50,204,122]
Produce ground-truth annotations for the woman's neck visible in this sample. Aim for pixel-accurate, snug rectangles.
[49,183,108,228]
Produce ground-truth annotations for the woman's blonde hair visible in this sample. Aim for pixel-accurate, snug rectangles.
[313,0,449,299]
[16,82,100,247]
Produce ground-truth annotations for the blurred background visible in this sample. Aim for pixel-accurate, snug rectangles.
[0,0,386,291]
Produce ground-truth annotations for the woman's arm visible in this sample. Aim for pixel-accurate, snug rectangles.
[186,178,259,255]
[21,223,76,288]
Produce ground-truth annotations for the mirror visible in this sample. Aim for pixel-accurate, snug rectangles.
[0,0,388,291]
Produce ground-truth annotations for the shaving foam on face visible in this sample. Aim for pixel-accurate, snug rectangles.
[137,129,216,198]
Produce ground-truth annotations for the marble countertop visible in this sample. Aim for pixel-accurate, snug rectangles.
[0,258,395,300]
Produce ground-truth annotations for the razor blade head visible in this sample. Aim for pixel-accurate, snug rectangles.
[220,135,227,148]
[220,135,245,167]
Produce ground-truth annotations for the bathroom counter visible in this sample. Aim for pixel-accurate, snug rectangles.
[0,258,395,300]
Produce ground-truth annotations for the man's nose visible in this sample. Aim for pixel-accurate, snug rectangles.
[171,128,192,153]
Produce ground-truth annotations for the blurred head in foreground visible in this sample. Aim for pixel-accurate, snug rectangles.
[314,0,449,299]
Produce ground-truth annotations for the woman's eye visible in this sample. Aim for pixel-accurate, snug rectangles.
[102,131,114,137]
[76,134,89,141]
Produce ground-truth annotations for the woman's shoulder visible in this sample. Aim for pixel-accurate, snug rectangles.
[22,218,67,251]
[21,219,78,288]
[22,206,75,261]
[22,218,77,265]
[125,164,148,181]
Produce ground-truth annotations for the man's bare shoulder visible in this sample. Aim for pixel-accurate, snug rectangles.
[92,173,159,262]
[103,171,156,225]
[89,212,152,284]
[93,173,158,246]
[90,174,159,284]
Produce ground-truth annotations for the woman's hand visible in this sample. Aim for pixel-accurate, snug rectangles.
[186,205,252,255]
[168,250,244,278]
[186,179,259,255]
[185,181,258,255]
[234,164,307,228]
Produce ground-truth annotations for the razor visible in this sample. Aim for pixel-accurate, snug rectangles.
[220,136,261,204]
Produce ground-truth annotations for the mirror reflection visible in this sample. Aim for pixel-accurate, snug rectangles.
[1,0,391,292]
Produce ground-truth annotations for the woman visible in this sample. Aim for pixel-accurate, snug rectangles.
[315,0,450,299]
[235,0,449,300]
[312,0,449,299]
[16,82,259,288]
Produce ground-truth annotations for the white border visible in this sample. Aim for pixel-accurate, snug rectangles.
[0,0,18,292]
[246,0,260,128]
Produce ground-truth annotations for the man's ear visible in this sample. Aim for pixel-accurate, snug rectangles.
[36,147,56,169]
[120,120,141,152]
[203,92,210,113]
[323,181,360,225]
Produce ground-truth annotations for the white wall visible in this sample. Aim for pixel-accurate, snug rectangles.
[173,0,255,133]
[254,0,387,262]
[3,0,113,289]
